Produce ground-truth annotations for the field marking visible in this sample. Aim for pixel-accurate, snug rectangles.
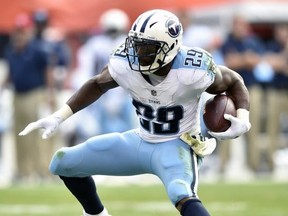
[0,204,79,214]
[1,201,287,216]
[0,202,175,215]
[0,201,248,214]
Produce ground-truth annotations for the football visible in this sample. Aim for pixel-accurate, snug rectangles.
[203,94,236,132]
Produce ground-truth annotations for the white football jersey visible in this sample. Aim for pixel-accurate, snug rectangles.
[108,45,217,143]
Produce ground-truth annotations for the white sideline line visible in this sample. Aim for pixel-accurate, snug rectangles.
[0,201,247,214]
[0,204,78,214]
[0,202,174,214]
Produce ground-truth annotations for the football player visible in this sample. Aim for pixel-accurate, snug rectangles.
[19,9,251,216]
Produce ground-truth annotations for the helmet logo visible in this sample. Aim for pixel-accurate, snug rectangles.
[167,19,181,38]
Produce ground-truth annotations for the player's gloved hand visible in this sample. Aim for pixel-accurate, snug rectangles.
[208,108,251,140]
[19,104,73,139]
[19,115,63,139]
[180,132,216,157]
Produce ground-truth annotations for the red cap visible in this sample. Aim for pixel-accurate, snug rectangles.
[14,13,33,29]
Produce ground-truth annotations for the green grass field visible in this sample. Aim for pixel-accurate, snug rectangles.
[0,181,287,216]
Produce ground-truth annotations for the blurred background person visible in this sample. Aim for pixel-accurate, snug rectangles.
[67,9,137,146]
[32,9,72,93]
[2,13,56,183]
[0,86,7,172]
[179,10,224,66]
[32,9,73,150]
[263,24,288,174]
[220,14,265,175]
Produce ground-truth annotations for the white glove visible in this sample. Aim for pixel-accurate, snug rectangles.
[19,115,63,139]
[19,104,73,139]
[180,132,217,157]
[208,109,251,140]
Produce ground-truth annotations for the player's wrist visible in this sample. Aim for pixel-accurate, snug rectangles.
[52,104,73,122]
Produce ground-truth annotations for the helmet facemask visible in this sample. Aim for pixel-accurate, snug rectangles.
[125,35,171,74]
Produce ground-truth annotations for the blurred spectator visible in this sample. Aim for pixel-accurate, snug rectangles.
[0,89,5,167]
[220,14,265,174]
[178,10,224,65]
[2,13,56,183]
[42,27,71,90]
[68,9,136,145]
[31,9,72,150]
[0,53,9,170]
[32,9,72,90]
[32,9,49,39]
[0,33,9,59]
[263,24,288,173]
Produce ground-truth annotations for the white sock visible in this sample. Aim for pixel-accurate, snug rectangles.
[83,208,111,216]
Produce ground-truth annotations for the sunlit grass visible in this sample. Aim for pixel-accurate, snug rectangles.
[0,181,287,216]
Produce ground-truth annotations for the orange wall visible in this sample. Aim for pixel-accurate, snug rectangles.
[0,0,233,33]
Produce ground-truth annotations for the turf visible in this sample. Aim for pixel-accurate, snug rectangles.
[0,181,287,216]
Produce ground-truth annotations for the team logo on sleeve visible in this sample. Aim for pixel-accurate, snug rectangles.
[207,59,217,74]
[166,19,181,38]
